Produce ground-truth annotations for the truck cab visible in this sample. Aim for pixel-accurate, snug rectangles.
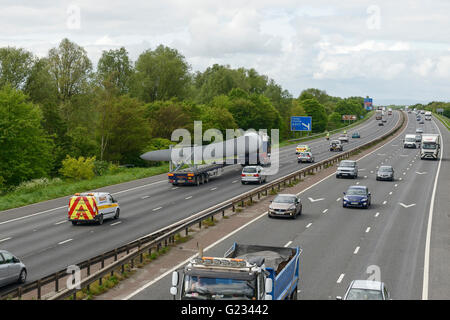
[420,134,440,160]
[170,243,300,300]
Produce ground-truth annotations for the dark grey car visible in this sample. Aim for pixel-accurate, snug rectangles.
[0,250,27,287]
[376,165,394,181]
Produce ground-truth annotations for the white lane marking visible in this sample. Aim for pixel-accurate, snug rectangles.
[403,172,406,175]
[232,180,238,184]
[383,201,387,205]
[54,220,66,225]
[284,241,293,247]
[308,197,324,203]
[306,223,312,228]
[125,114,405,299]
[337,274,345,284]
[399,203,416,208]
[416,171,427,175]
[152,207,162,211]
[210,187,217,191]
[185,196,192,200]
[370,171,374,174]
[171,187,178,190]
[0,237,12,243]
[356,182,360,185]
[399,178,403,181]
[389,191,393,195]
[353,246,360,254]
[377,154,386,156]
[423,120,443,300]
[141,196,150,199]
[58,238,73,245]
[110,221,122,226]
[336,197,341,201]
[322,209,328,214]
[407,167,410,170]
[394,184,398,187]
[365,227,371,233]
[0,180,167,226]
[375,212,380,217]
[364,176,367,178]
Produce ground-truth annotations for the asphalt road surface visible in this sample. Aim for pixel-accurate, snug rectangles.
[0,112,399,292]
[128,112,450,300]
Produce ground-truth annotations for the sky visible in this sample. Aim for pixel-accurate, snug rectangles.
[1,0,450,105]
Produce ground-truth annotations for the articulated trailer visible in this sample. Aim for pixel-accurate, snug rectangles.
[168,163,227,186]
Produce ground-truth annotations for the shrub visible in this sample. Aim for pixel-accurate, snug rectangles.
[93,160,110,176]
[59,156,96,180]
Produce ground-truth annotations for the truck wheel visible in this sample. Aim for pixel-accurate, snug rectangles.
[71,221,77,226]
[205,175,209,183]
[114,208,120,219]
[98,214,104,225]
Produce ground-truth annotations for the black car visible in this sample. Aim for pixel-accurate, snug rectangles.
[378,122,384,126]
[376,166,394,181]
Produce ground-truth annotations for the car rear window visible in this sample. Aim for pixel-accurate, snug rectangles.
[346,289,383,300]
[243,167,257,173]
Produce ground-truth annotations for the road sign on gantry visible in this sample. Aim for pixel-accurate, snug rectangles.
[291,116,312,131]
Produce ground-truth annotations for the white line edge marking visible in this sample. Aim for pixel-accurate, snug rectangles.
[337,274,345,283]
[111,221,122,226]
[185,196,192,200]
[423,120,444,300]
[0,237,12,243]
[152,207,162,211]
[54,220,66,225]
[122,112,405,299]
[383,200,387,205]
[58,239,73,245]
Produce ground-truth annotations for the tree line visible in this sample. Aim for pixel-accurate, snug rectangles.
[1,38,370,188]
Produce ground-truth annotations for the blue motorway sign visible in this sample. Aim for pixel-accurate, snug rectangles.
[291,116,312,131]
[364,98,373,111]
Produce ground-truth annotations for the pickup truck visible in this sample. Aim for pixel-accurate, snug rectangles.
[170,243,301,300]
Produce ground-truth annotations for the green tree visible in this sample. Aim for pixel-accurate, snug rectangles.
[48,38,93,102]
[0,47,34,90]
[131,45,191,102]
[0,86,54,185]
[299,98,328,133]
[327,112,343,130]
[97,47,133,94]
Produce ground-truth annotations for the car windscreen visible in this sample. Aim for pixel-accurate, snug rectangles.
[379,167,392,172]
[346,188,367,196]
[242,167,257,173]
[273,195,296,203]
[340,161,355,167]
[405,137,416,142]
[346,289,383,300]
[299,153,310,157]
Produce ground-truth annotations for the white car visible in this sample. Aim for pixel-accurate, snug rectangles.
[338,134,349,143]
[416,128,423,134]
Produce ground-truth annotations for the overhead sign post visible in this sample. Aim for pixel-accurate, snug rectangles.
[291,116,312,132]
[437,108,444,115]
[342,115,357,126]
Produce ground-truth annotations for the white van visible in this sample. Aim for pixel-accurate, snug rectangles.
[403,134,419,148]
[420,134,440,160]
[425,111,432,121]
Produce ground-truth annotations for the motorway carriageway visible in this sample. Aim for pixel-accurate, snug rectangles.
[127,112,450,300]
[0,112,399,290]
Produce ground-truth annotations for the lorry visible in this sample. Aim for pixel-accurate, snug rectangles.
[388,108,392,115]
[375,110,382,120]
[170,243,301,300]
[425,111,432,121]
[420,134,440,160]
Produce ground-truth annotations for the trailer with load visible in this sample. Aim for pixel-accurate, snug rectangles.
[170,243,301,300]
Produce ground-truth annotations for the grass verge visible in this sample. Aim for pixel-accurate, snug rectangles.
[0,164,169,211]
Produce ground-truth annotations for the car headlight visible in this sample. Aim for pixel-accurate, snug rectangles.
[343,197,348,201]
[361,198,367,202]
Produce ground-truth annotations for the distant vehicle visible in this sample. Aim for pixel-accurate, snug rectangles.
[330,140,343,151]
[338,134,349,143]
[416,116,421,121]
[403,134,418,148]
[68,192,120,225]
[336,160,358,179]
[376,166,394,181]
[382,118,387,123]
[343,186,371,208]
[0,250,27,287]
[378,121,384,126]
[388,109,392,115]
[268,194,302,218]
[425,111,432,121]
[375,110,382,120]
[419,119,424,124]
[297,152,315,163]
[416,128,423,134]
[241,166,267,184]
[337,280,390,300]
[415,134,422,143]
[352,132,360,138]
[170,243,301,300]
[421,110,425,114]
[296,144,311,154]
[421,134,440,160]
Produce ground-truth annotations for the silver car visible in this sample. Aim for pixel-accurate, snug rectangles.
[338,280,391,300]
[268,194,302,219]
[241,166,267,184]
[336,160,358,179]
[376,165,394,181]
[0,250,27,287]
[297,152,315,163]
